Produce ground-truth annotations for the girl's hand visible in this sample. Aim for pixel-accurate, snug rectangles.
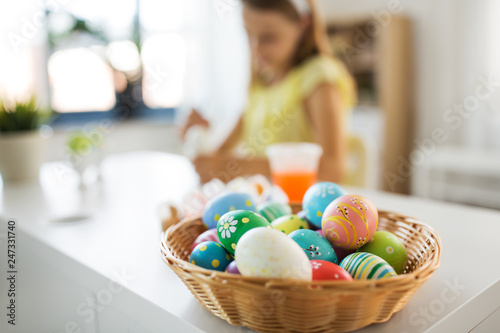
[180,109,210,140]
[193,154,217,184]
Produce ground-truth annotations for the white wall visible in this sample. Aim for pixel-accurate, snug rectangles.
[0,0,49,105]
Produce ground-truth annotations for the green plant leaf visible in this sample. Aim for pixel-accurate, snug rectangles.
[0,96,51,133]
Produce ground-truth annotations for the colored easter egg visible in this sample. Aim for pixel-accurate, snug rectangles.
[189,241,232,272]
[271,214,309,235]
[302,182,347,229]
[202,191,256,229]
[217,210,270,255]
[340,252,397,280]
[321,195,378,250]
[235,227,312,281]
[257,201,292,222]
[311,260,353,281]
[289,229,337,264]
[225,261,241,275]
[357,231,408,274]
[191,228,220,252]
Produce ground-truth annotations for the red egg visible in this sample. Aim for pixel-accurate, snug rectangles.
[311,260,353,281]
[191,228,220,252]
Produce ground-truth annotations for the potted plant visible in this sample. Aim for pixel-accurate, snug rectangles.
[0,96,51,182]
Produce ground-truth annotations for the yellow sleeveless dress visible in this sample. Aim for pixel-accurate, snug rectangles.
[238,55,356,157]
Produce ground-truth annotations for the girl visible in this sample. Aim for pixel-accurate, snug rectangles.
[184,0,356,183]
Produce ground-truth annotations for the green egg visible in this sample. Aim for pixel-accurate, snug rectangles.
[217,210,270,255]
[257,201,292,222]
[357,231,408,274]
[271,214,309,235]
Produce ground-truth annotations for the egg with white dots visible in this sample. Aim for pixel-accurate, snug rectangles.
[189,241,232,272]
[311,260,352,281]
[302,182,347,229]
[288,229,338,264]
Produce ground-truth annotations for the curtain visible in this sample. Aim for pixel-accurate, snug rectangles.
[181,0,250,149]
[453,0,500,150]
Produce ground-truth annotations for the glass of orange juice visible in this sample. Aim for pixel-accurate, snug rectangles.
[265,143,323,203]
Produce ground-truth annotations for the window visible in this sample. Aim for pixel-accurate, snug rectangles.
[48,48,116,112]
[0,0,191,120]
[141,34,186,108]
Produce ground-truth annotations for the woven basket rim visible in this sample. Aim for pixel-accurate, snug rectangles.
[160,209,442,291]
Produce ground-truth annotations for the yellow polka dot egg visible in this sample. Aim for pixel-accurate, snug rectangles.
[202,191,256,229]
[189,241,232,272]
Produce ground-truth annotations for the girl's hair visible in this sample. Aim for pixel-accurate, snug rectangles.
[242,0,331,80]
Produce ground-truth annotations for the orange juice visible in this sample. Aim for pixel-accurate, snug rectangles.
[271,170,317,203]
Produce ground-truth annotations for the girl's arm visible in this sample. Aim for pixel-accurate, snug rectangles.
[304,84,347,182]
[217,116,243,153]
[180,109,209,139]
[194,116,270,183]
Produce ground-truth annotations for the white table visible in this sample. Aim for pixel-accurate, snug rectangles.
[1,151,500,333]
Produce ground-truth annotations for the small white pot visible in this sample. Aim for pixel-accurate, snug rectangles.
[0,131,47,183]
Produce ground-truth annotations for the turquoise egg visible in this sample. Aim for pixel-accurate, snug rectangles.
[202,191,256,229]
[302,182,347,228]
[189,241,232,271]
[289,229,338,264]
[340,252,397,280]
[257,201,292,222]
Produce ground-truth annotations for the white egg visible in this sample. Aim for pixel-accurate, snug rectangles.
[235,227,312,281]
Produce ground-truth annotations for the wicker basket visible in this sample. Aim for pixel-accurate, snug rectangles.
[160,209,442,333]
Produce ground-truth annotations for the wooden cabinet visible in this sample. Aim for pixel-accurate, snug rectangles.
[327,16,414,194]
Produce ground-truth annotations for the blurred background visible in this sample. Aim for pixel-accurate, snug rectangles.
[1,0,500,209]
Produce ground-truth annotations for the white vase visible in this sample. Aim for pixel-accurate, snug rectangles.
[0,131,47,183]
